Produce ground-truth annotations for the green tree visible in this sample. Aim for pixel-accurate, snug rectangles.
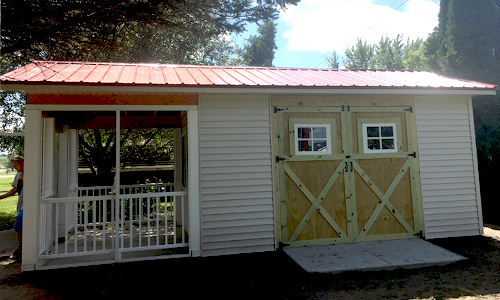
[402,37,430,71]
[0,0,299,71]
[425,0,500,223]
[338,35,429,70]
[326,51,340,69]
[375,34,404,70]
[343,39,375,69]
[241,21,277,67]
[79,128,174,185]
[0,92,25,156]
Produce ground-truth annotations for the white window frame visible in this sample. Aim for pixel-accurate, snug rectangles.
[362,123,398,154]
[293,123,332,155]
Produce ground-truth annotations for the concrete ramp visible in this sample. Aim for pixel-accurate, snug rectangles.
[284,239,466,274]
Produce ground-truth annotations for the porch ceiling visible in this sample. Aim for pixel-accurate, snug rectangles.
[43,111,182,129]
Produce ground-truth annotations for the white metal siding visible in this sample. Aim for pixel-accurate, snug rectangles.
[416,96,482,239]
[199,95,275,256]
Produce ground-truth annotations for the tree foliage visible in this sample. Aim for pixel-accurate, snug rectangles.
[326,51,340,69]
[1,0,298,71]
[425,0,500,223]
[0,92,25,155]
[79,128,174,185]
[338,35,429,70]
[241,21,277,67]
[343,39,375,69]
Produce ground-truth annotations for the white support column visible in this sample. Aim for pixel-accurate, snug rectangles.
[68,129,78,197]
[57,126,69,198]
[187,109,201,257]
[22,109,43,271]
[114,110,121,260]
[42,118,56,197]
[174,128,182,192]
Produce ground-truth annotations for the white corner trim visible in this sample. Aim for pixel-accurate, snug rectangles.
[187,109,201,257]
[468,97,484,234]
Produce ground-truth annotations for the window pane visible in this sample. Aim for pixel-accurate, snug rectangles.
[298,127,311,139]
[313,127,326,138]
[367,139,380,150]
[367,127,379,137]
[298,140,312,152]
[313,140,327,151]
[382,139,394,150]
[381,126,394,137]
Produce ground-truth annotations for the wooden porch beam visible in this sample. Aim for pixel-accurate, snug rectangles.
[28,94,198,106]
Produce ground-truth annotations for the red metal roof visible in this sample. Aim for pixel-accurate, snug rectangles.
[1,60,497,91]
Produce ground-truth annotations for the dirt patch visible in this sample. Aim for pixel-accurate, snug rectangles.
[2,225,500,299]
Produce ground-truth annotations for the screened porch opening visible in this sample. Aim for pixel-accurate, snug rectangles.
[38,110,189,268]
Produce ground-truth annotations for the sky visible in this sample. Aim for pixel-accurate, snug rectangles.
[238,0,440,68]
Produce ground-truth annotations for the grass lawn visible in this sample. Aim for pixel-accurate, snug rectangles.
[0,175,18,231]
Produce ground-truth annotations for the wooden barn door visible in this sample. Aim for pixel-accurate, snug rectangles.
[276,107,352,247]
[347,107,420,242]
[275,105,421,247]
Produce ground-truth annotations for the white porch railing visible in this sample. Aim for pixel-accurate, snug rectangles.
[77,182,175,197]
[39,183,187,263]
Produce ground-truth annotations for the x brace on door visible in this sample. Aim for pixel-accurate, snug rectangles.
[284,161,351,244]
[353,158,415,240]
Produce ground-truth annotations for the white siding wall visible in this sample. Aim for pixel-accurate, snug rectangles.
[199,95,275,256]
[415,96,483,239]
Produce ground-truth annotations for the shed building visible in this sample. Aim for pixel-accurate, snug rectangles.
[0,61,497,271]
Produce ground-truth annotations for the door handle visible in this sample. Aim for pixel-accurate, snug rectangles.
[345,162,348,172]
[350,162,353,172]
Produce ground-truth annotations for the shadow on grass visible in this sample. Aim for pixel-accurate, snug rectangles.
[0,211,16,231]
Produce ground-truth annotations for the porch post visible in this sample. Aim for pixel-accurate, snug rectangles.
[68,129,78,197]
[187,109,201,257]
[174,128,182,192]
[22,109,43,271]
[42,118,56,197]
[114,110,121,260]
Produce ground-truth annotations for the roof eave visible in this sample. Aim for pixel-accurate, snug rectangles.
[1,81,497,96]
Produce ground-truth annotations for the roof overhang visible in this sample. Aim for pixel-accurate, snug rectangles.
[1,82,497,97]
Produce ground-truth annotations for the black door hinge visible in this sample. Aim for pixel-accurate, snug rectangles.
[404,106,413,113]
[274,106,284,113]
[414,231,423,238]
[275,156,286,163]
[342,105,350,111]
[279,242,290,249]
[408,152,416,158]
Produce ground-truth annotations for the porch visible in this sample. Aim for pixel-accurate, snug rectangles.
[23,104,201,271]
[38,183,189,269]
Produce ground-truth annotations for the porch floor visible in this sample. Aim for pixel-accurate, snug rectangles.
[284,238,466,274]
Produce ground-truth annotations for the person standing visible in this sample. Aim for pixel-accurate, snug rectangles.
[0,155,24,260]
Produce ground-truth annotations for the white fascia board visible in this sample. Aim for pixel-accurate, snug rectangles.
[2,83,497,96]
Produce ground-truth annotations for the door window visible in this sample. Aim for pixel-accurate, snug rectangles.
[294,124,332,155]
[362,123,397,153]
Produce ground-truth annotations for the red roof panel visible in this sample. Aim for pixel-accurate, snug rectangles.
[100,65,124,83]
[0,61,497,92]
[149,67,165,85]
